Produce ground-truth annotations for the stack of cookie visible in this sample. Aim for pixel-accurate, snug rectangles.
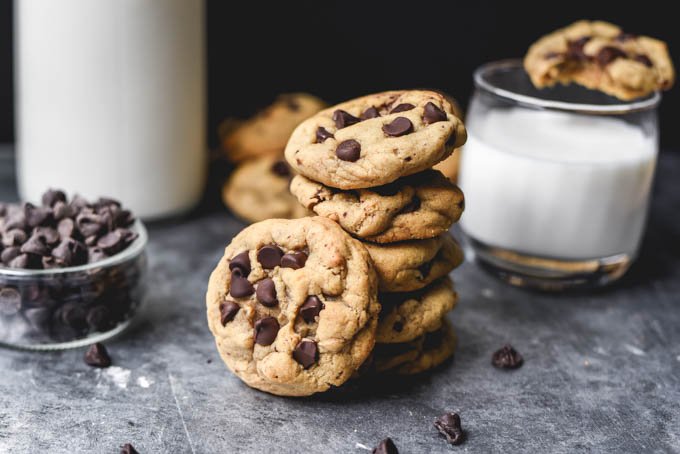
[219,93,325,222]
[286,90,467,376]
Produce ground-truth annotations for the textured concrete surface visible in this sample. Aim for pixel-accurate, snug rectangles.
[1,147,679,453]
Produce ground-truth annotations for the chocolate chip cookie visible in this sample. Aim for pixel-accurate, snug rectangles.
[524,20,675,100]
[364,234,463,292]
[285,90,467,189]
[290,170,464,243]
[206,216,379,396]
[376,277,457,344]
[221,93,326,163]
[222,157,309,223]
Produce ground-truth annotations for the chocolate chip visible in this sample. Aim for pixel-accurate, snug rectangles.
[392,321,403,332]
[596,46,627,67]
[257,245,283,269]
[51,201,73,220]
[20,234,50,256]
[57,218,76,239]
[52,238,88,267]
[332,109,360,129]
[9,253,41,269]
[70,194,91,213]
[361,107,380,120]
[220,301,240,325]
[399,196,421,214]
[1,246,20,265]
[76,211,103,237]
[86,306,113,331]
[230,276,254,298]
[254,317,279,345]
[2,229,27,247]
[97,230,125,255]
[3,210,26,231]
[373,438,398,454]
[230,251,251,277]
[390,103,415,113]
[382,117,414,137]
[293,339,318,368]
[418,260,433,278]
[280,251,308,269]
[256,278,278,307]
[434,412,465,445]
[120,443,139,454]
[566,36,591,61]
[24,203,52,228]
[41,189,66,207]
[96,197,121,209]
[33,226,60,245]
[84,342,112,368]
[315,127,335,143]
[0,287,21,316]
[61,302,88,330]
[446,130,458,147]
[423,102,448,124]
[300,295,324,323]
[270,160,291,177]
[634,54,653,68]
[492,344,523,369]
[42,256,57,269]
[336,139,361,162]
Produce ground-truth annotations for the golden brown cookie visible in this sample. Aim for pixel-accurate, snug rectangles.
[285,90,467,189]
[363,234,463,292]
[524,20,675,100]
[221,93,326,163]
[290,170,464,243]
[206,217,379,397]
[222,157,309,223]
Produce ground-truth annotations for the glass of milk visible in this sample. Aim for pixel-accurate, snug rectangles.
[459,60,659,290]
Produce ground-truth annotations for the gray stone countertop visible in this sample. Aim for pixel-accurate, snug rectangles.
[1,146,679,453]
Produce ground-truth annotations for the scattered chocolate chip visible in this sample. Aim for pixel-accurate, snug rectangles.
[434,412,465,445]
[280,251,308,269]
[84,342,112,368]
[634,54,653,68]
[336,139,361,162]
[399,196,421,214]
[596,46,627,67]
[0,287,21,316]
[270,160,291,177]
[293,339,318,368]
[120,443,139,454]
[360,107,380,120]
[300,296,324,323]
[41,189,66,207]
[254,317,279,345]
[390,103,415,113]
[332,109,360,129]
[392,321,403,332]
[256,278,278,307]
[492,344,524,369]
[566,36,591,61]
[423,102,448,124]
[373,438,398,454]
[2,229,27,247]
[257,245,283,269]
[229,251,251,277]
[1,246,20,265]
[20,234,50,256]
[230,276,255,298]
[382,117,414,137]
[315,126,335,143]
[220,301,240,325]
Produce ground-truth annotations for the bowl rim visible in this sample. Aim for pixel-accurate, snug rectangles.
[473,59,662,114]
[0,219,148,277]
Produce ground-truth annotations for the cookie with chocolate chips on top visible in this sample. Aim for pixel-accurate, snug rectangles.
[222,156,309,223]
[285,90,467,189]
[290,169,464,243]
[206,216,379,396]
[524,20,675,100]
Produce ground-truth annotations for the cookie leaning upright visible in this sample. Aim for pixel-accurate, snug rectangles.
[285,90,467,189]
[206,216,379,397]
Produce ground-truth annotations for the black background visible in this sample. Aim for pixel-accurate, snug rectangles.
[1,1,679,148]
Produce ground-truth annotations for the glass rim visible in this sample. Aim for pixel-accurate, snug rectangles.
[0,219,148,277]
[473,59,661,114]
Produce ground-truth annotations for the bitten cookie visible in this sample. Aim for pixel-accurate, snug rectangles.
[285,90,467,189]
[290,170,464,243]
[524,20,675,100]
[222,157,309,223]
[206,217,379,397]
[364,234,463,292]
[376,277,457,344]
[221,93,326,163]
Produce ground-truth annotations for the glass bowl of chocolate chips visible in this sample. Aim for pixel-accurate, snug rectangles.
[0,189,148,350]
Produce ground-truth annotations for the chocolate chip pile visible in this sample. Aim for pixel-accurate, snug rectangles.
[0,189,138,270]
[0,190,146,346]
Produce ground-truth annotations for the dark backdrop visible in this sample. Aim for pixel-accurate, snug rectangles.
[1,1,679,148]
